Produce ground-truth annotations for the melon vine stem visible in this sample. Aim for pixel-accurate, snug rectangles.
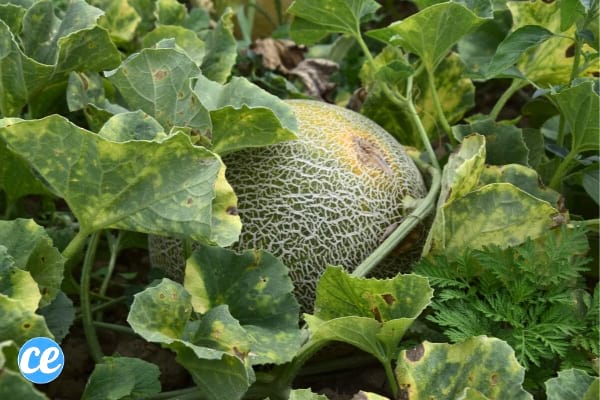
[425,66,455,145]
[489,79,526,121]
[352,161,440,278]
[81,231,103,363]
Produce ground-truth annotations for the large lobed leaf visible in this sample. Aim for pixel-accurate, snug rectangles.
[424,134,564,257]
[305,267,432,362]
[0,117,241,246]
[0,218,64,307]
[288,0,380,44]
[127,279,252,400]
[396,337,533,399]
[193,75,298,155]
[367,2,488,71]
[551,81,599,153]
[81,356,161,400]
[0,0,121,117]
[184,244,302,365]
[545,369,598,400]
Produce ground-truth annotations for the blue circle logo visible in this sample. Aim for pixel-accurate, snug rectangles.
[18,337,64,384]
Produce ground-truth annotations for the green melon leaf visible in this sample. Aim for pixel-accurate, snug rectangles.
[0,3,27,35]
[107,47,211,133]
[367,2,488,70]
[0,247,40,311]
[0,0,120,117]
[98,111,167,142]
[457,9,513,78]
[92,0,141,44]
[584,379,599,400]
[580,166,599,205]
[0,118,241,246]
[507,1,597,84]
[200,8,237,84]
[396,337,533,400]
[545,369,597,400]
[82,356,161,400]
[184,244,303,365]
[0,219,64,307]
[288,0,380,43]
[0,294,53,345]
[424,134,486,255]
[452,119,529,166]
[559,0,586,32]
[142,25,205,65]
[0,341,48,400]
[127,279,253,400]
[194,75,298,154]
[551,81,600,153]
[484,25,554,78]
[478,164,562,208]
[0,139,51,206]
[155,0,186,26]
[441,183,559,254]
[37,291,74,343]
[305,267,432,362]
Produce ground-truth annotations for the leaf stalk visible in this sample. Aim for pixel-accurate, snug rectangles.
[81,231,103,363]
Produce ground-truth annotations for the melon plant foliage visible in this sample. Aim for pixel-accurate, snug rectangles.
[0,0,598,400]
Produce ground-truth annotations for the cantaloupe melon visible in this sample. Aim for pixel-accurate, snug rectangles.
[149,100,426,309]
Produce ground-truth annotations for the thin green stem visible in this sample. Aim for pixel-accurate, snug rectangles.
[549,150,578,190]
[2,201,15,219]
[352,161,440,277]
[383,359,398,399]
[425,67,454,144]
[93,321,136,336]
[99,231,122,297]
[489,79,526,121]
[405,76,441,171]
[355,31,376,67]
[81,231,103,363]
[569,35,582,85]
[557,114,567,148]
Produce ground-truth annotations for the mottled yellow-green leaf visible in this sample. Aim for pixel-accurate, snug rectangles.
[396,337,532,400]
[98,111,167,142]
[155,0,186,26]
[305,267,432,362]
[0,248,40,311]
[0,117,241,246]
[0,219,64,307]
[107,47,211,133]
[479,164,562,208]
[185,245,302,365]
[423,134,486,255]
[0,294,52,345]
[92,0,141,44]
[507,0,598,84]
[288,389,329,400]
[127,279,253,400]
[442,183,559,254]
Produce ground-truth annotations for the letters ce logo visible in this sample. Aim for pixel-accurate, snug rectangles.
[18,337,65,384]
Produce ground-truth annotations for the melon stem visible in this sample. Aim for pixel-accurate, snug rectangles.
[352,160,441,278]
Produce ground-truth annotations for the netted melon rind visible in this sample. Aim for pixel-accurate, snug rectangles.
[149,100,427,310]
